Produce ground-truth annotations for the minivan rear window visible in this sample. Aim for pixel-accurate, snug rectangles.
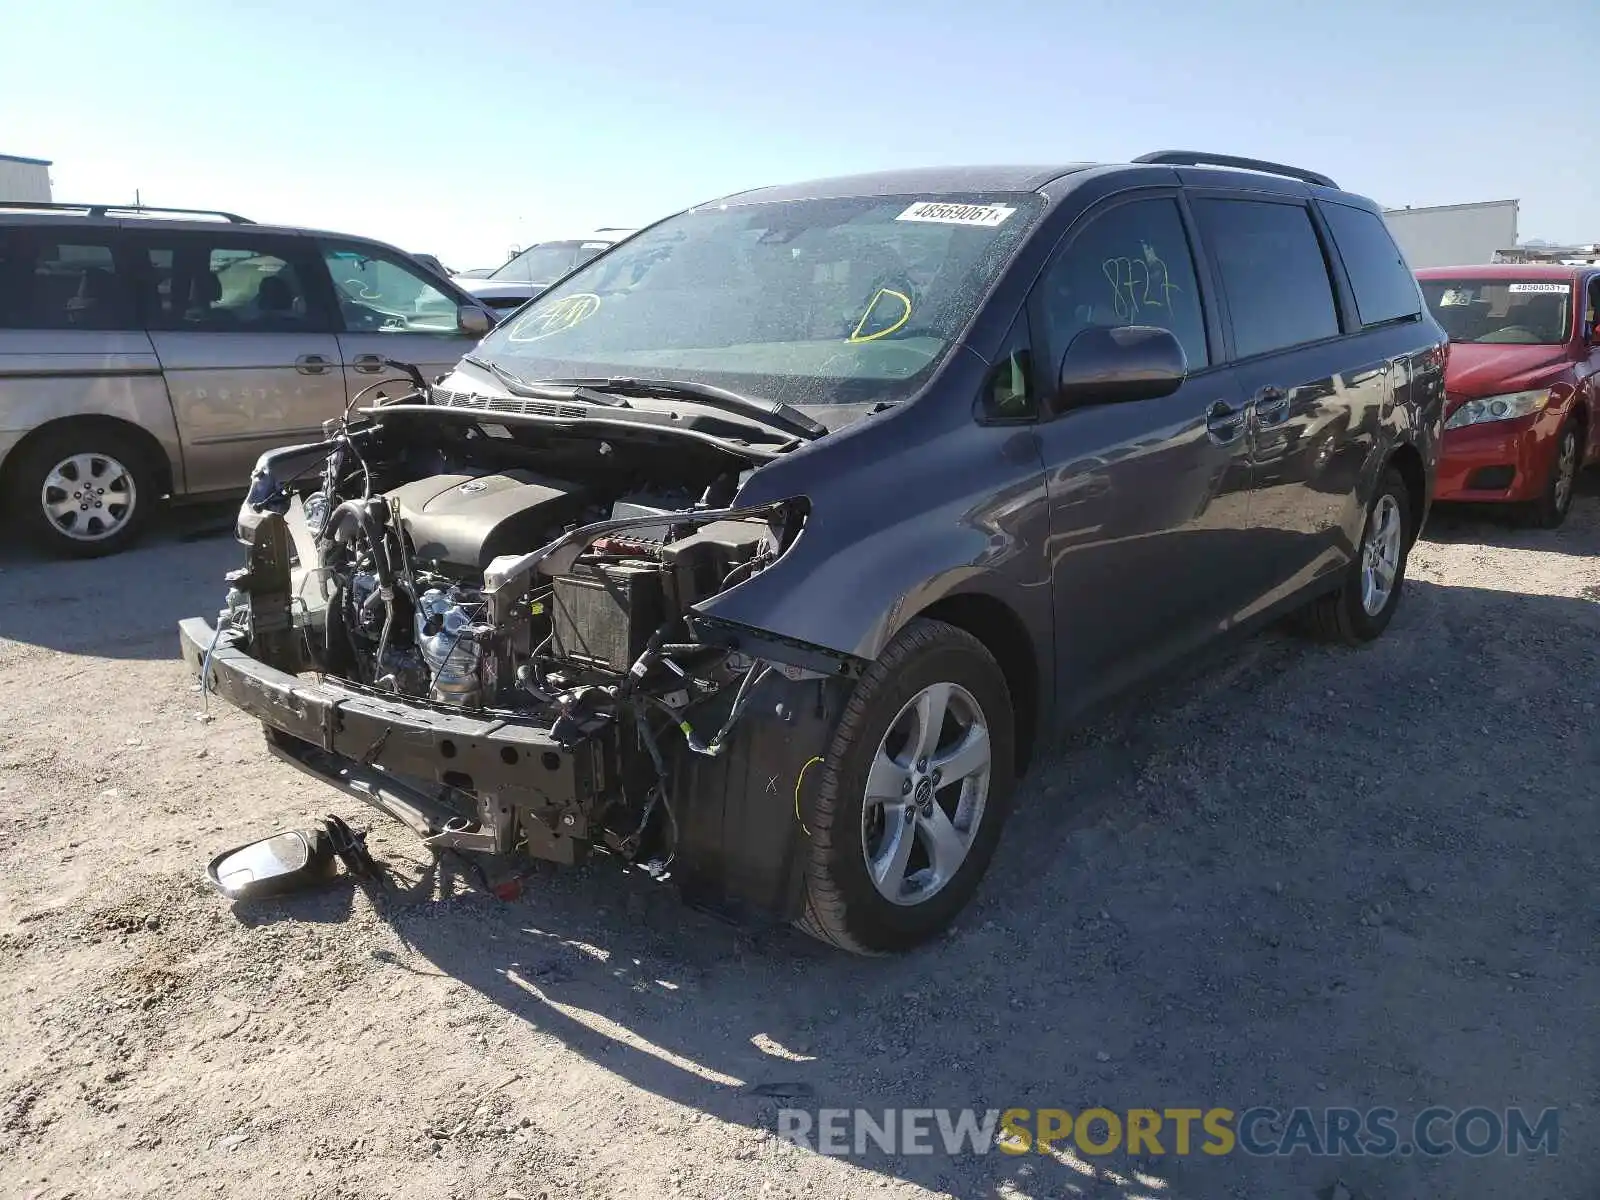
[0,232,133,331]
[1321,203,1422,327]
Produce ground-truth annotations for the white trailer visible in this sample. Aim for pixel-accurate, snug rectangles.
[0,153,52,203]
[1381,199,1518,269]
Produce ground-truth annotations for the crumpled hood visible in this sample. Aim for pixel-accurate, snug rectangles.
[1445,342,1575,408]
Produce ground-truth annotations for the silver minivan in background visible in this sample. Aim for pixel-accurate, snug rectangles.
[0,202,496,557]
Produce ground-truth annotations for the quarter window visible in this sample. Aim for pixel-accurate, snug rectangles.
[0,232,134,331]
[1036,198,1210,373]
[320,243,461,335]
[1322,203,1422,327]
[1194,199,1340,359]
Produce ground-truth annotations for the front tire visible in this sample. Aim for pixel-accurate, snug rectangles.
[796,618,1016,955]
[1526,421,1579,530]
[7,426,155,558]
[1293,466,1412,645]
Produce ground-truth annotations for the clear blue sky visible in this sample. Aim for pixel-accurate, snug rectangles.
[2,0,1593,270]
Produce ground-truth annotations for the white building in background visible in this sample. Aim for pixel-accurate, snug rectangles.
[1381,199,1519,269]
[0,153,52,202]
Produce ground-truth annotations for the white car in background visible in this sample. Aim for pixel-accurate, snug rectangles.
[453,228,634,317]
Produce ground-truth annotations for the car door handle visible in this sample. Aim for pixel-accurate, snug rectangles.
[352,354,385,374]
[1253,387,1291,425]
[295,354,332,375]
[1205,399,1247,444]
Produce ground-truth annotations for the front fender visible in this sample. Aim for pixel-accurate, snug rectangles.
[694,397,1052,673]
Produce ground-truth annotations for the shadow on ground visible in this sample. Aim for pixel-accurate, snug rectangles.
[286,574,1600,1200]
[1420,468,1600,555]
[0,502,237,661]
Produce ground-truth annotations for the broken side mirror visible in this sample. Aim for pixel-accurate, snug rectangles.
[206,829,339,900]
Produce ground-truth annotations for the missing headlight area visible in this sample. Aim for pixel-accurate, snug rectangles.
[188,398,853,920]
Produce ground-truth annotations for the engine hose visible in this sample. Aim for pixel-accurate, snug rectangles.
[323,498,396,594]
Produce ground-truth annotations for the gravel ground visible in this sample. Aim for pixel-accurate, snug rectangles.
[1,487,1597,1200]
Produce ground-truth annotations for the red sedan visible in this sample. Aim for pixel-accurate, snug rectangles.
[1417,264,1600,527]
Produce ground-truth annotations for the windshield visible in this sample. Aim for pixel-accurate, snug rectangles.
[490,241,608,284]
[470,193,1043,406]
[1420,279,1573,345]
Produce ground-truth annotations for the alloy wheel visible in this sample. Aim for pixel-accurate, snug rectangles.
[40,453,137,542]
[1360,493,1402,617]
[860,682,991,906]
[1553,430,1578,515]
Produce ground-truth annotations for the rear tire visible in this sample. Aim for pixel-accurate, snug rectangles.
[7,425,156,558]
[1292,466,1412,645]
[796,618,1016,955]
[1525,421,1579,530]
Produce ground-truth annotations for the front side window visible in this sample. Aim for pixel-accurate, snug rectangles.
[0,232,133,331]
[138,237,322,333]
[1322,202,1422,327]
[1419,279,1573,346]
[1194,199,1340,359]
[472,193,1043,406]
[1035,196,1210,373]
[320,243,460,335]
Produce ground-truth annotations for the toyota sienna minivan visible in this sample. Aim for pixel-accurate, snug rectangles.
[180,152,1447,954]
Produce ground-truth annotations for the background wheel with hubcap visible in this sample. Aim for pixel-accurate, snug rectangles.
[797,617,1016,955]
[8,426,156,558]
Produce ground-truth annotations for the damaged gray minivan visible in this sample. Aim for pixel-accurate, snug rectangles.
[179,154,1445,953]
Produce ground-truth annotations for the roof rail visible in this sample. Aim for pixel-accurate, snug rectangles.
[1132,151,1338,191]
[0,200,253,223]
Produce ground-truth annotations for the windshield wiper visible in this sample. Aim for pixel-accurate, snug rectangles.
[536,376,827,440]
[461,357,630,407]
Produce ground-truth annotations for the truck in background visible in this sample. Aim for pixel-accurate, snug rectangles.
[1382,199,1519,269]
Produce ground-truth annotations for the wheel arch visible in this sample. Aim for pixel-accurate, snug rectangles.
[911,589,1044,776]
[0,415,175,499]
[1385,440,1427,545]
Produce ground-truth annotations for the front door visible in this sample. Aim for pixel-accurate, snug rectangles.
[1030,192,1254,706]
[316,240,482,403]
[133,231,346,495]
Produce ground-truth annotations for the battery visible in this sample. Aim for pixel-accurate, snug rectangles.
[550,560,666,673]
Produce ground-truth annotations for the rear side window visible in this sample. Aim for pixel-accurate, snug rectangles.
[136,236,327,333]
[0,231,134,331]
[1321,203,1422,326]
[1194,199,1340,359]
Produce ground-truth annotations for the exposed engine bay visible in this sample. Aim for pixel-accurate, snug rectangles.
[193,384,852,913]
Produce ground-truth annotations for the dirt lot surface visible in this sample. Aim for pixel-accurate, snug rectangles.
[1,490,1596,1200]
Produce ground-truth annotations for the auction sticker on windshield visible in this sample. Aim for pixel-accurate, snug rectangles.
[1507,283,1569,293]
[896,201,1017,227]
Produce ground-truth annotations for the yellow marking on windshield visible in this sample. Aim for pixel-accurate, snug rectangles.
[847,288,912,343]
[508,292,602,342]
